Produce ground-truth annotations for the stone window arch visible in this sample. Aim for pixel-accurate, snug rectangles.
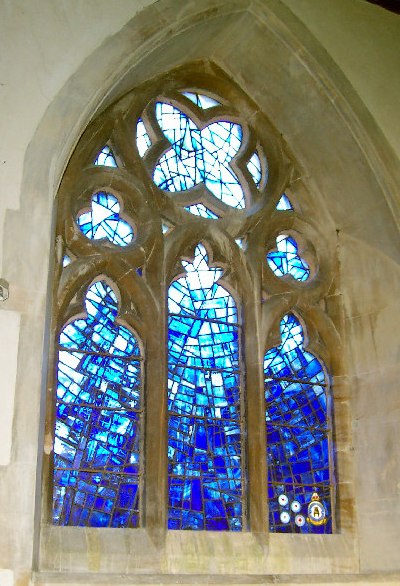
[46,63,339,543]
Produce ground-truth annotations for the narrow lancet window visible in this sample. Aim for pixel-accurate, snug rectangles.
[264,314,333,533]
[53,280,143,527]
[167,244,243,530]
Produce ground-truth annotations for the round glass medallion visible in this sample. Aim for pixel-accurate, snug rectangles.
[280,511,290,524]
[278,494,288,506]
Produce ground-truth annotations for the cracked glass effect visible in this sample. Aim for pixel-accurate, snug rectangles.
[152,102,245,210]
[267,235,310,282]
[182,92,221,109]
[94,146,117,168]
[53,281,143,527]
[136,118,151,157]
[264,314,332,533]
[276,194,293,211]
[167,244,243,530]
[77,192,134,247]
[185,204,219,219]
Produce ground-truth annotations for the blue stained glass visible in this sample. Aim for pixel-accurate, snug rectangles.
[53,280,143,527]
[182,92,221,109]
[167,244,243,530]
[247,152,262,187]
[152,102,245,210]
[276,194,293,211]
[264,314,333,533]
[267,235,310,282]
[63,255,71,267]
[136,118,151,156]
[77,192,134,247]
[184,204,219,219]
[94,146,117,167]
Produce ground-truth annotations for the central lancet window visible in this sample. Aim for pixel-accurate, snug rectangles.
[48,66,337,535]
[168,244,243,530]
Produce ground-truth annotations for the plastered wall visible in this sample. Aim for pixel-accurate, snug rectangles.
[0,1,399,584]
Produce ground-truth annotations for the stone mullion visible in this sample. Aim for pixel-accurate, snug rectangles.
[243,274,268,535]
[142,248,168,537]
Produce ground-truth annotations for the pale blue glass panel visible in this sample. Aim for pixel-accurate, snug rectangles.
[267,235,310,282]
[152,102,245,210]
[94,146,117,168]
[264,314,332,534]
[53,281,142,528]
[247,152,262,187]
[77,192,134,247]
[235,239,243,249]
[184,204,219,219]
[136,118,151,156]
[168,244,243,530]
[63,255,71,267]
[182,92,221,109]
[276,194,293,211]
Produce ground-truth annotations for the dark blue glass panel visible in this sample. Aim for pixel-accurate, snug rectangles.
[152,102,245,210]
[168,244,243,530]
[94,146,117,168]
[53,281,142,527]
[264,314,333,533]
[77,192,134,247]
[267,235,310,282]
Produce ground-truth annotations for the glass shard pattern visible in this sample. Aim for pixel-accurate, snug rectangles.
[94,146,117,168]
[267,235,310,282]
[184,204,219,219]
[152,102,245,210]
[136,118,151,157]
[53,280,143,527]
[276,194,293,211]
[167,244,243,530]
[247,152,262,187]
[77,192,134,247]
[182,92,221,109]
[264,314,332,533]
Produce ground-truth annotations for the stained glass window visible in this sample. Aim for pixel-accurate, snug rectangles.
[264,314,333,533]
[247,152,262,187]
[267,235,310,282]
[94,146,117,168]
[53,280,143,527]
[184,204,219,219]
[167,244,243,530]
[276,194,293,211]
[77,192,134,247]
[136,118,151,157]
[53,78,337,538]
[182,92,221,109]
[152,102,245,210]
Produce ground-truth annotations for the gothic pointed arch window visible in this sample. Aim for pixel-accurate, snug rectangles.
[47,65,337,536]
